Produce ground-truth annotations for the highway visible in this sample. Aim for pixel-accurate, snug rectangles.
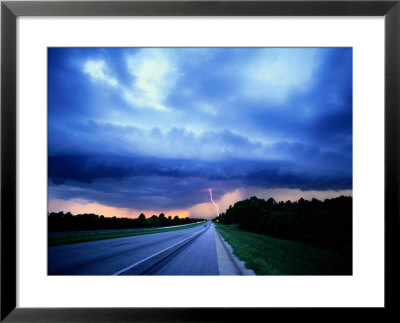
[48,222,200,236]
[48,221,229,275]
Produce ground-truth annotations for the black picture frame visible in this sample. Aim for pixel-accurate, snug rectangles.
[1,1,399,321]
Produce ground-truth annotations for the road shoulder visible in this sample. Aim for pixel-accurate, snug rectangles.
[213,224,255,275]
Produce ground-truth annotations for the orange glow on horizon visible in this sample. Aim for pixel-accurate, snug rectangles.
[48,198,190,219]
[49,188,352,220]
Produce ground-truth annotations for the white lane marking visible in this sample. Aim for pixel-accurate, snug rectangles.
[111,225,209,276]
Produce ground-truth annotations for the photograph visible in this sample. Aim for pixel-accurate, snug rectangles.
[47,47,353,276]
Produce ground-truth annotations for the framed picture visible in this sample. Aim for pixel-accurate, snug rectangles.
[1,0,399,321]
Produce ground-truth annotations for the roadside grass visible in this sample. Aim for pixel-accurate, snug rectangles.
[49,222,204,247]
[215,224,351,275]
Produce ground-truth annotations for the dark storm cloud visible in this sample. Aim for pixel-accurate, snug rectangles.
[48,153,351,209]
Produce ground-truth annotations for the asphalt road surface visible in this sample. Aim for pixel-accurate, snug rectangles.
[48,222,200,236]
[48,221,221,275]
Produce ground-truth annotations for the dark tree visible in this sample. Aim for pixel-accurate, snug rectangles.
[48,211,205,232]
[216,195,352,255]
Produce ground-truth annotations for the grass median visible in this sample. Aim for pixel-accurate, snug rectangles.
[49,222,205,247]
[215,224,351,275]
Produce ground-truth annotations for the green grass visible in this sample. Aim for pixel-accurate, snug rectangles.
[49,222,204,247]
[215,224,351,275]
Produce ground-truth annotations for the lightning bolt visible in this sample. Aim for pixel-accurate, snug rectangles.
[208,188,219,217]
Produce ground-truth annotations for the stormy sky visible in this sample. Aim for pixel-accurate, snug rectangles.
[48,48,352,219]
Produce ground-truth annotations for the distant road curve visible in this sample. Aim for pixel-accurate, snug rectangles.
[48,221,220,275]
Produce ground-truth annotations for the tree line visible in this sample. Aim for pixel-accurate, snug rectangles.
[215,195,352,253]
[48,211,205,232]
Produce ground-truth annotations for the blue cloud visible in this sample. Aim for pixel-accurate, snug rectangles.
[48,47,352,212]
